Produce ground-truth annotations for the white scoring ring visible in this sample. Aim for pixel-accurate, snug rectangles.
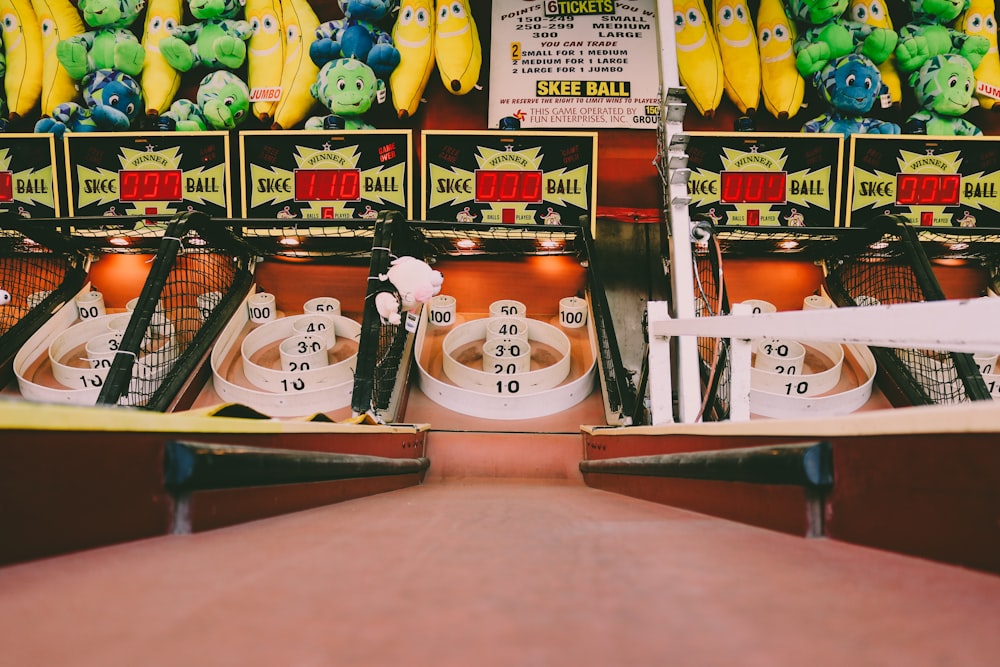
[441,318,571,395]
[750,342,876,419]
[240,314,360,393]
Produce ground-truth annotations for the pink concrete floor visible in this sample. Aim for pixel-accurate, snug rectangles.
[2,478,998,666]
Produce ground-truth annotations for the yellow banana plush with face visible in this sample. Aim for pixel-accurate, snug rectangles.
[757,0,804,120]
[849,0,901,107]
[140,0,184,117]
[434,0,480,95]
[246,0,284,122]
[1,0,44,119]
[958,0,1000,110]
[390,0,435,117]
[271,0,319,129]
[672,0,724,117]
[714,0,761,115]
[32,0,83,116]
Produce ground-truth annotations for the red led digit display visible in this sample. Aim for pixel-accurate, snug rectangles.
[895,173,961,206]
[475,170,543,203]
[719,171,787,204]
[0,171,12,202]
[119,170,183,202]
[294,169,361,201]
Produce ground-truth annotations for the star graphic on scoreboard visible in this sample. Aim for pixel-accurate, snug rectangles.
[323,142,332,150]
[749,145,759,152]
[926,149,935,155]
[146,143,157,152]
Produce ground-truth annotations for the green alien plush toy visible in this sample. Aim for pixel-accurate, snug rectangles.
[158,70,251,130]
[56,0,146,81]
[159,0,254,72]
[305,58,385,130]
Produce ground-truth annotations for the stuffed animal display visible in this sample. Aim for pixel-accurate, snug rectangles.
[787,0,897,77]
[305,57,384,129]
[2,0,44,120]
[956,0,1000,110]
[905,53,983,135]
[158,0,253,72]
[311,0,400,81]
[34,68,142,137]
[139,0,184,116]
[801,53,901,136]
[56,0,146,81]
[157,69,250,130]
[387,0,481,118]
[374,255,444,326]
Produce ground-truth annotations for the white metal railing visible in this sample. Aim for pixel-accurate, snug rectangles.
[646,298,1000,425]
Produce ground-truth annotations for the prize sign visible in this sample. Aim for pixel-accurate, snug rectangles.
[848,135,1000,227]
[685,132,843,227]
[0,134,61,218]
[422,130,596,226]
[64,132,231,217]
[240,130,412,219]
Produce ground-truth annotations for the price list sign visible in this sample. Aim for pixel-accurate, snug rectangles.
[422,130,597,227]
[848,135,1000,227]
[0,134,61,218]
[240,130,412,219]
[685,132,843,227]
[489,0,660,129]
[64,132,231,217]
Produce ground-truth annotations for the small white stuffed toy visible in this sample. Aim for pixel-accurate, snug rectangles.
[375,256,444,325]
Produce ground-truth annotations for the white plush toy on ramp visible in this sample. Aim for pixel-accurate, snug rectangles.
[375,256,444,325]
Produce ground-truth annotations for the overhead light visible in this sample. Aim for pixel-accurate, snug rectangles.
[109,236,131,247]
[538,240,563,250]
[186,235,208,247]
[947,242,969,251]
[278,236,301,247]
[777,240,799,250]
[869,241,889,250]
[456,239,478,250]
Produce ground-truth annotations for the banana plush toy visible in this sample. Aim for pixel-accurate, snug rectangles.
[140,0,184,116]
[270,0,320,129]
[33,0,84,117]
[389,0,433,117]
[1,0,44,120]
[957,0,1000,110]
[434,0,480,94]
[714,0,762,115]
[246,0,285,122]
[757,0,805,119]
[672,0,724,117]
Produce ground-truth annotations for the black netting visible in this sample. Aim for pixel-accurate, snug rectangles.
[95,213,253,410]
[692,223,731,421]
[823,216,990,405]
[0,225,87,370]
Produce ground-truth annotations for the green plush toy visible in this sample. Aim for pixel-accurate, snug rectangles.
[787,0,897,77]
[159,0,254,72]
[904,53,982,135]
[304,58,385,130]
[895,0,989,73]
[55,0,146,81]
[158,70,250,130]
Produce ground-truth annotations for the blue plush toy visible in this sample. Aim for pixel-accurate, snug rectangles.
[802,53,901,136]
[310,0,401,80]
[904,53,982,135]
[34,69,142,138]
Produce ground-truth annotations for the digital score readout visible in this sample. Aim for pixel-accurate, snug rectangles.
[0,171,13,202]
[848,135,1000,227]
[293,168,361,202]
[474,169,543,203]
[894,173,961,206]
[683,132,842,227]
[719,171,787,205]
[118,170,183,202]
